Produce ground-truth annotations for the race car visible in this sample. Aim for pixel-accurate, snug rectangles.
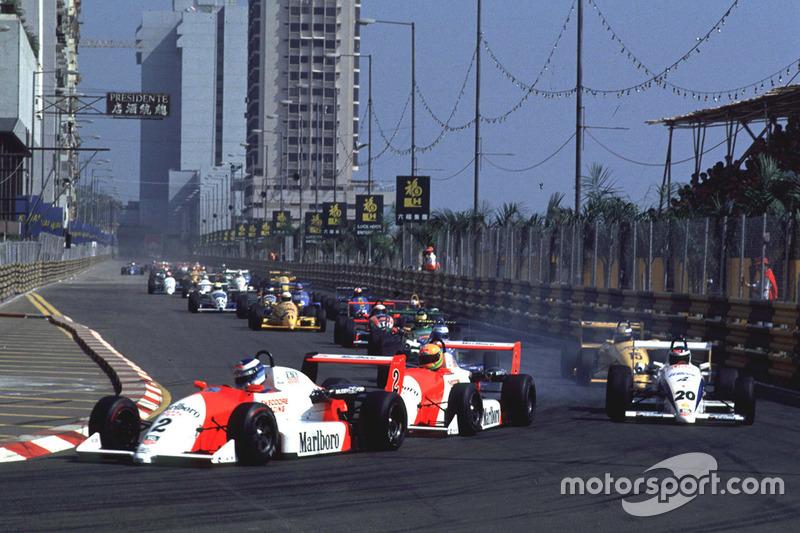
[368,311,467,357]
[563,321,651,386]
[147,268,176,295]
[325,286,371,320]
[606,339,755,425]
[333,300,396,348]
[76,350,408,465]
[121,262,145,275]
[188,281,237,312]
[248,291,327,332]
[303,339,536,436]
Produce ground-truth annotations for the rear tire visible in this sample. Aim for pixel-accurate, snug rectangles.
[88,396,141,451]
[226,402,279,465]
[575,348,596,387]
[367,331,383,355]
[500,374,536,426]
[236,294,249,319]
[359,391,407,451]
[715,367,739,400]
[447,383,483,436]
[343,318,356,348]
[606,365,632,422]
[248,307,264,330]
[734,374,756,425]
[334,315,347,345]
[316,307,327,333]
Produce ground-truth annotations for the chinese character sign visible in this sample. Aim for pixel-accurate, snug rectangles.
[259,220,271,239]
[106,92,170,118]
[305,212,324,243]
[272,211,291,233]
[395,176,430,223]
[322,202,346,235]
[356,194,383,235]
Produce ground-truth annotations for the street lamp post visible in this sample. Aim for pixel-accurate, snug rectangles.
[358,19,414,176]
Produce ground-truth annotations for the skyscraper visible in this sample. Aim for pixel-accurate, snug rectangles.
[245,0,360,227]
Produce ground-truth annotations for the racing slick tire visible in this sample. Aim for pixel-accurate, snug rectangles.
[575,348,596,387]
[343,318,356,348]
[121,267,126,275]
[447,383,483,436]
[333,315,347,345]
[326,299,338,321]
[359,391,407,451]
[715,367,739,400]
[606,365,633,422]
[248,307,265,331]
[367,331,383,355]
[500,374,536,426]
[316,307,327,332]
[734,374,756,425]
[236,294,249,319]
[302,305,316,317]
[188,291,200,313]
[181,285,190,298]
[88,395,141,451]
[560,342,578,380]
[147,280,155,294]
[227,402,279,465]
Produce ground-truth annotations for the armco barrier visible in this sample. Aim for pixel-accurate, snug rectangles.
[196,257,800,391]
[0,257,106,303]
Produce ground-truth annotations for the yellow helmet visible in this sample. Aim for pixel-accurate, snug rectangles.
[419,343,444,370]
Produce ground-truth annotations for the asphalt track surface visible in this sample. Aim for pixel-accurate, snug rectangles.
[0,262,798,532]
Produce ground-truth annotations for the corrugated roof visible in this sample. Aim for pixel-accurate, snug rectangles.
[646,84,800,127]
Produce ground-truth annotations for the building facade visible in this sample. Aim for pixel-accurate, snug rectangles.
[136,0,246,245]
[245,0,360,228]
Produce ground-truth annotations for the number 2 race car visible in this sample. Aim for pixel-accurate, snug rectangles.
[606,339,756,425]
[302,339,536,437]
[77,351,408,465]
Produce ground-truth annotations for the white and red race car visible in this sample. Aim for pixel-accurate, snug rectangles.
[302,339,536,436]
[77,351,408,465]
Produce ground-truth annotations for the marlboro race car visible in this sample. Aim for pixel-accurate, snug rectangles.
[77,351,408,465]
[606,339,755,425]
[303,339,536,436]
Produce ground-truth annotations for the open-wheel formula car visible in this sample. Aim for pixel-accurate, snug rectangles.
[303,339,536,437]
[606,339,755,425]
[147,268,176,295]
[333,300,396,348]
[121,262,145,275]
[563,321,652,386]
[248,292,327,332]
[76,350,408,465]
[188,281,238,313]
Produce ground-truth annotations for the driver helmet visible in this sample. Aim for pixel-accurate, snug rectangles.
[430,323,449,342]
[280,291,292,302]
[371,304,387,317]
[614,323,633,343]
[353,287,363,297]
[410,296,420,308]
[415,309,428,322]
[669,347,691,366]
[419,343,445,371]
[233,358,265,389]
[296,283,303,290]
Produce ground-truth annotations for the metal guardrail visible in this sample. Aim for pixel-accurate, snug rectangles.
[195,256,800,392]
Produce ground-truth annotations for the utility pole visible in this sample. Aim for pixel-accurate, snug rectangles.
[473,0,482,213]
[575,0,583,212]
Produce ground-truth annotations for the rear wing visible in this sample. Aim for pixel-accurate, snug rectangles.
[633,340,713,364]
[579,321,643,344]
[301,353,406,394]
[444,341,521,375]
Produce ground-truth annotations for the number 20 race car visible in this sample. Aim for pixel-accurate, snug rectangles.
[302,339,536,437]
[77,351,408,465]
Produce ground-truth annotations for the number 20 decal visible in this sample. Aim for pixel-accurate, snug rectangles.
[674,390,696,401]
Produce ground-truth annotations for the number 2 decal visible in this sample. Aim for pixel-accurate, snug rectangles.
[391,368,400,393]
[674,390,696,401]
[150,418,172,432]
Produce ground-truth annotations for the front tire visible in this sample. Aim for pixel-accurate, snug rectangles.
[606,365,632,422]
[188,292,200,313]
[501,374,536,426]
[359,391,407,451]
[88,395,141,451]
[447,383,483,436]
[226,402,279,465]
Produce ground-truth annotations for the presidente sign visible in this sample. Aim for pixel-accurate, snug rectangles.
[395,175,430,223]
[106,92,170,118]
[355,194,383,235]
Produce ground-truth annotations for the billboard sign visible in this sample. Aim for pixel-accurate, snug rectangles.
[355,194,383,235]
[106,92,170,118]
[395,175,430,224]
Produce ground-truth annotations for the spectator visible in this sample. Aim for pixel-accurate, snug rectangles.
[422,246,439,272]
[743,258,777,301]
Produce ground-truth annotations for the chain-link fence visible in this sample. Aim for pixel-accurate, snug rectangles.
[0,234,115,266]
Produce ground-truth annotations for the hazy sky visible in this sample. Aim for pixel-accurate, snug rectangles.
[77,0,800,217]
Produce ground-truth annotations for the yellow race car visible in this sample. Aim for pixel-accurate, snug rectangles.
[248,294,326,332]
[564,321,652,387]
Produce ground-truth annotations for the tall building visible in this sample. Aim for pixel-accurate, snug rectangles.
[245,0,360,227]
[136,0,246,245]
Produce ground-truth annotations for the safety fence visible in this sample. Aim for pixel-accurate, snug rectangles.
[196,255,800,393]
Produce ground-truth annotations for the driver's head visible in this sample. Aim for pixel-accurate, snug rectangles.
[353,287,363,297]
[419,343,444,370]
[233,358,265,390]
[430,323,449,342]
[614,323,633,343]
[280,291,292,302]
[668,347,691,366]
